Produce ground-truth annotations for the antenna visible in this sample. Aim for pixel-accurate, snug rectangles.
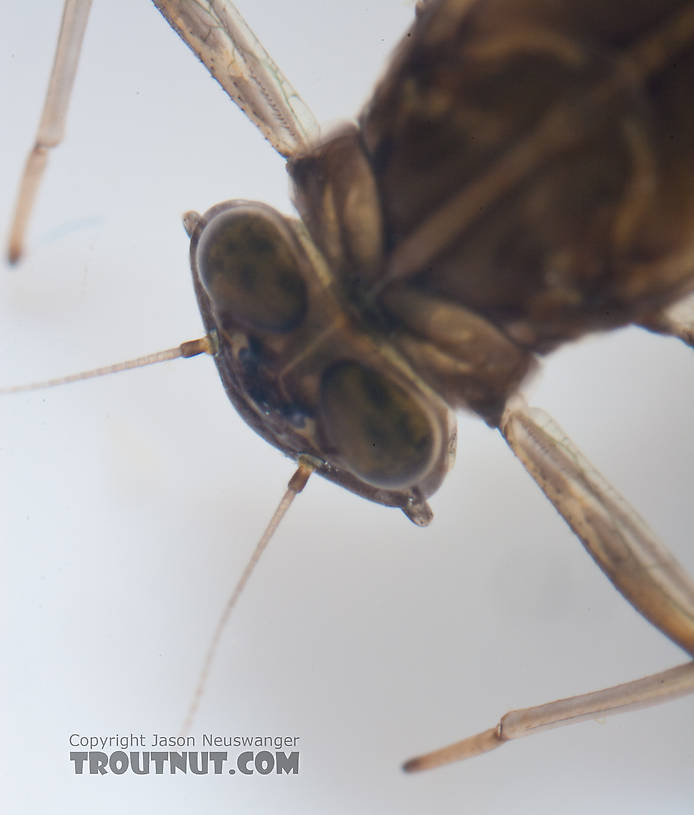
[2,325,317,736]
[0,335,215,395]
[181,457,315,734]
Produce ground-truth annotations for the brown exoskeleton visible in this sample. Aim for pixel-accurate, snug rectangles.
[4,1,685,815]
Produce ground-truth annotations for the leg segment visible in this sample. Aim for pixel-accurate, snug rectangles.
[403,402,694,769]
[404,661,694,770]
[7,0,93,263]
[500,398,694,657]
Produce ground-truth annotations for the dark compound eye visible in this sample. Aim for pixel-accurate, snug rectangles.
[319,360,435,489]
[197,209,307,334]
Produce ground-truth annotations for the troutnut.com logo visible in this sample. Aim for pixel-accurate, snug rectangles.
[69,733,301,775]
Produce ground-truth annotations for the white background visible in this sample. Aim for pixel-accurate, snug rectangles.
[1,1,693,813]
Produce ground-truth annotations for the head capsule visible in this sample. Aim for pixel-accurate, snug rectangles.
[188,200,456,524]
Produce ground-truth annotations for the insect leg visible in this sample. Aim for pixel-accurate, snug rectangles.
[403,661,694,769]
[7,0,93,263]
[402,400,694,770]
[151,0,319,158]
[499,399,694,657]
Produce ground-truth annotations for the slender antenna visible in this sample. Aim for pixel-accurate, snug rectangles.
[0,335,214,395]
[181,457,315,735]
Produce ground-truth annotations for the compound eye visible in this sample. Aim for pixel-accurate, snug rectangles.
[319,360,435,489]
[197,208,307,333]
